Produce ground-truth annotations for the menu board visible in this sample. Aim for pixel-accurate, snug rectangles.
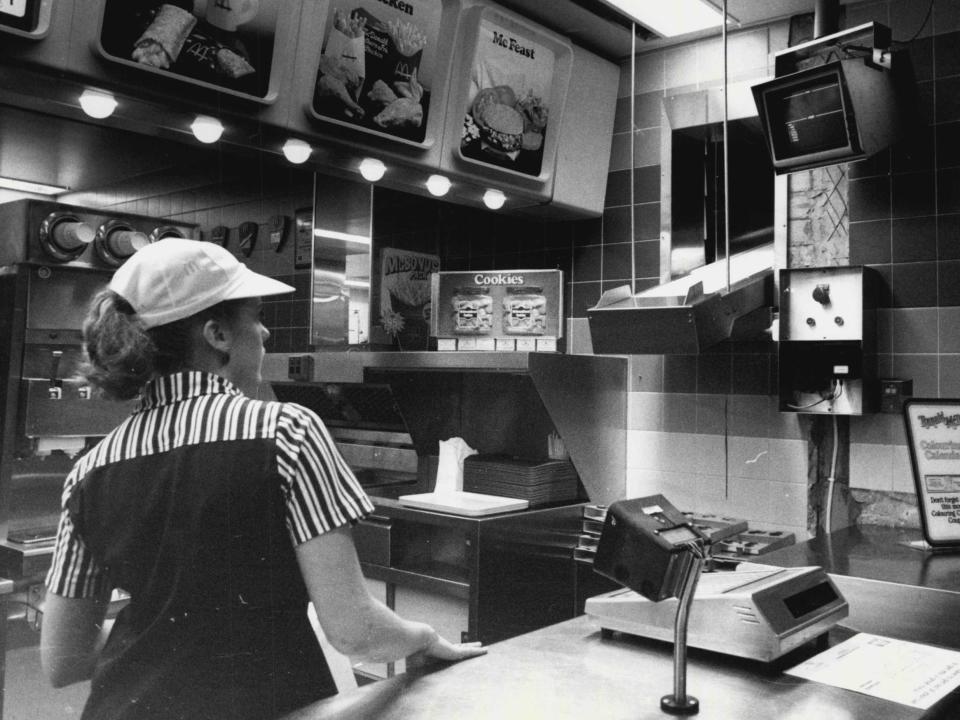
[310,0,444,146]
[904,400,960,548]
[98,0,281,100]
[0,0,41,33]
[458,14,556,177]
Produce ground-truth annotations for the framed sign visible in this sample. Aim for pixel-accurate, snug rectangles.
[1,0,39,33]
[97,0,283,101]
[310,0,446,147]
[904,399,960,548]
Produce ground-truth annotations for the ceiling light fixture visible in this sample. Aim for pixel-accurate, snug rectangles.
[426,174,452,197]
[190,115,224,144]
[358,157,387,182]
[78,89,118,119]
[282,138,313,164]
[596,0,727,37]
[0,177,69,195]
[482,189,506,210]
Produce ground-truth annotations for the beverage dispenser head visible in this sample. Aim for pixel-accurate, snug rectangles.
[39,212,95,262]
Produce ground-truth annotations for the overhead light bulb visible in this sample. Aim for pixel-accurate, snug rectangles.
[426,174,452,197]
[358,157,386,182]
[190,115,224,144]
[483,189,506,210]
[78,89,118,119]
[282,138,312,164]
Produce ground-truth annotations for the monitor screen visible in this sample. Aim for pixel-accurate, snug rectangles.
[752,62,869,172]
[763,69,855,160]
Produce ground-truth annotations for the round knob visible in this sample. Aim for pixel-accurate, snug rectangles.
[812,284,831,305]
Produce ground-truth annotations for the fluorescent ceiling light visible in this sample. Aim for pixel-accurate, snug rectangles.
[190,115,224,144]
[0,177,69,195]
[600,0,725,37]
[79,89,118,119]
[313,229,371,245]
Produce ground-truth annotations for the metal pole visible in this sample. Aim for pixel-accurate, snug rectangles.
[660,550,705,715]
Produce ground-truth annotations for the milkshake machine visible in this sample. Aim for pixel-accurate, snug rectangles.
[0,199,196,579]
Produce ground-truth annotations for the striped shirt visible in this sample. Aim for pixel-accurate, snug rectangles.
[46,370,374,599]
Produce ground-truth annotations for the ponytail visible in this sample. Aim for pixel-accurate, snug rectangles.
[81,290,156,400]
[81,290,249,400]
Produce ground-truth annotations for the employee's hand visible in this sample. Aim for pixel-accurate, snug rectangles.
[425,635,486,662]
[408,634,486,673]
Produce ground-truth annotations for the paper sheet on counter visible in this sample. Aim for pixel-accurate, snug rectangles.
[786,633,960,710]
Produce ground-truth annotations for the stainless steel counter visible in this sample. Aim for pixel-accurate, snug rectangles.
[763,525,960,649]
[282,614,955,720]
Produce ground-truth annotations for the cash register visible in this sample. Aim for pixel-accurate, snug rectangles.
[586,495,848,664]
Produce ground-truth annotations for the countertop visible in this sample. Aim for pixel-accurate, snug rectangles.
[281,614,957,720]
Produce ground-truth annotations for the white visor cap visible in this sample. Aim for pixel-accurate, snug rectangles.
[108,238,295,328]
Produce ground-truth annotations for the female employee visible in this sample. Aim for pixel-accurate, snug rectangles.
[41,238,485,720]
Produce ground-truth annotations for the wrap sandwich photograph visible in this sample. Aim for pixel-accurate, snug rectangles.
[98,0,277,98]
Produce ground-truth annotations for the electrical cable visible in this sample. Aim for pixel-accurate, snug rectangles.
[825,411,839,534]
[786,378,843,410]
[896,0,934,45]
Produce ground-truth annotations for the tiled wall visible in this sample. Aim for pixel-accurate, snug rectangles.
[601,0,960,535]
[843,0,960,519]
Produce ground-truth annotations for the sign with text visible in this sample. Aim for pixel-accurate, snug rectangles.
[431,269,563,341]
[904,399,960,547]
[459,13,556,177]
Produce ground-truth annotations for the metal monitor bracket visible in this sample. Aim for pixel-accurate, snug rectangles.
[592,495,710,715]
[661,547,706,715]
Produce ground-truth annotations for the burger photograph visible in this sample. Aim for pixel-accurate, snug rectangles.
[459,15,555,177]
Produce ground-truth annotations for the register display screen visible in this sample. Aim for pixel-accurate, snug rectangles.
[659,526,697,545]
[783,581,839,619]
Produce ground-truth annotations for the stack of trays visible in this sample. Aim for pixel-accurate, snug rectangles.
[463,455,579,506]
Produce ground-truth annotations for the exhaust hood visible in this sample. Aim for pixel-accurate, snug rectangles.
[587,244,775,355]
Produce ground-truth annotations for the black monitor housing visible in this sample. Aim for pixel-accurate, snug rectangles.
[752,22,918,175]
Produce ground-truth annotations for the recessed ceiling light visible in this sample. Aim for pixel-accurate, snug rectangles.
[597,0,727,37]
[358,158,387,182]
[0,177,69,195]
[190,115,224,144]
[282,138,312,164]
[79,89,118,119]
